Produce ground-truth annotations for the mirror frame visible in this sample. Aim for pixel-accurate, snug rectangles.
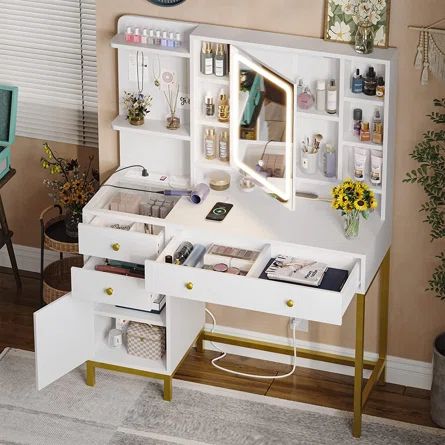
[230,46,294,202]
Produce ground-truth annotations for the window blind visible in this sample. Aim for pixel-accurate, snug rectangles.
[0,0,98,148]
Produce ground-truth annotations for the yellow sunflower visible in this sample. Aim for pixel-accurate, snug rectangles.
[370,198,378,209]
[354,199,368,211]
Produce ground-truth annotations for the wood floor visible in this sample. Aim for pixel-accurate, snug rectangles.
[0,266,438,429]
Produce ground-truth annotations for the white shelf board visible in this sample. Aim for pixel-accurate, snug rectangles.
[95,303,166,327]
[196,157,233,171]
[198,119,230,129]
[111,34,191,58]
[297,109,339,122]
[295,164,338,186]
[198,74,229,85]
[344,93,384,106]
[94,342,167,374]
[342,136,383,151]
[112,115,191,141]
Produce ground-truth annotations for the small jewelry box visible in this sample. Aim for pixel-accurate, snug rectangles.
[126,321,166,360]
[0,85,18,181]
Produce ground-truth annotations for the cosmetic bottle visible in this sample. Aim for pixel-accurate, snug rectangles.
[353,108,362,138]
[376,77,385,98]
[297,86,314,110]
[175,33,182,48]
[155,30,161,46]
[204,93,215,117]
[218,131,230,162]
[173,242,194,265]
[351,69,364,94]
[200,42,214,75]
[125,27,133,43]
[322,144,336,178]
[316,80,326,112]
[326,79,337,114]
[353,148,368,181]
[364,67,377,96]
[141,29,148,45]
[204,128,216,160]
[161,31,168,47]
[217,90,230,123]
[167,32,174,48]
[370,151,383,185]
[372,110,383,144]
[296,78,304,97]
[360,122,371,142]
[133,28,141,44]
[214,43,227,77]
[148,29,155,45]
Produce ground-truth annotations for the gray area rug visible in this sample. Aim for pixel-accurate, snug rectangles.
[0,348,444,445]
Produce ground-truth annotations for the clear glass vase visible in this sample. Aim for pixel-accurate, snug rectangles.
[65,208,82,239]
[343,210,360,239]
[166,114,180,130]
[354,21,375,54]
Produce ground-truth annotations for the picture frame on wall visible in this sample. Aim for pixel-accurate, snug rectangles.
[323,0,391,48]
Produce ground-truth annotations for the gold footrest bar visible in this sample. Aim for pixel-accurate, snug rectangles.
[362,358,386,408]
[202,331,377,370]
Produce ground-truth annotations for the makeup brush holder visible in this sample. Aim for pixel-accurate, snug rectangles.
[301,151,318,175]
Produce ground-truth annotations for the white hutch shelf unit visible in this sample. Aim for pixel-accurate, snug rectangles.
[34,16,397,439]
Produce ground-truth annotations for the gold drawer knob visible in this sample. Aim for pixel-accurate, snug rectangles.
[111,243,120,252]
[185,282,193,290]
[105,287,114,296]
[286,299,294,308]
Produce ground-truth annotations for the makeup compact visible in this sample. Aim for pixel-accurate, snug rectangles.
[208,171,230,191]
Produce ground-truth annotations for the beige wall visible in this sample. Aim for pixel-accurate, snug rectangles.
[96,0,445,362]
[3,137,96,248]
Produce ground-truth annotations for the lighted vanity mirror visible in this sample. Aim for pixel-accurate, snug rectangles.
[230,47,294,204]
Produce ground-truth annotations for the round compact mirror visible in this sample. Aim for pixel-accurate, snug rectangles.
[147,0,186,6]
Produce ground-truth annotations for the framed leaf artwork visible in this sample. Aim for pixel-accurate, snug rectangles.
[323,0,391,48]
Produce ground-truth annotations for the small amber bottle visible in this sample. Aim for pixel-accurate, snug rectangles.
[218,90,230,123]
[360,122,371,142]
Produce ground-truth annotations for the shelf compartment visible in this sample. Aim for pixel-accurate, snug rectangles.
[344,93,385,106]
[198,74,230,85]
[342,137,383,151]
[111,34,190,58]
[297,109,340,122]
[112,115,191,141]
[198,119,230,129]
[295,163,338,186]
[197,157,233,171]
[94,303,166,327]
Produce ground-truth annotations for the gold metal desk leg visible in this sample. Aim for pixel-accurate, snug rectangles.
[353,293,365,438]
[163,376,172,401]
[86,361,96,387]
[378,249,390,384]
[196,330,205,353]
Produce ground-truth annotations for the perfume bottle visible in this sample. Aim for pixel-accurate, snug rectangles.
[133,28,141,44]
[372,110,383,144]
[204,93,215,117]
[217,90,230,123]
[364,66,377,96]
[360,122,371,141]
[214,43,227,77]
[204,128,216,159]
[297,86,314,110]
[351,69,364,94]
[316,80,326,112]
[353,108,362,138]
[200,42,214,75]
[218,131,230,162]
[326,79,337,114]
[376,77,385,98]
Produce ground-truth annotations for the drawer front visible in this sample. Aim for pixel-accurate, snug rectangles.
[145,261,360,325]
[72,267,151,311]
[78,223,162,264]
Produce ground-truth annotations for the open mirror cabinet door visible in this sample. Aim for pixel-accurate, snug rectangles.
[230,46,295,209]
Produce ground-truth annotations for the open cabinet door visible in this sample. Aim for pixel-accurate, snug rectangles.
[230,46,295,209]
[34,293,94,390]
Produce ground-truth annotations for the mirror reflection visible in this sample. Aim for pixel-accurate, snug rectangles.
[232,48,293,202]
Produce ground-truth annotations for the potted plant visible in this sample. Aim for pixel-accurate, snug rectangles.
[331,178,378,238]
[41,143,98,238]
[404,98,445,428]
[123,91,152,126]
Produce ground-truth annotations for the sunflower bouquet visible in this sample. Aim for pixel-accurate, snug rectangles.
[331,179,377,238]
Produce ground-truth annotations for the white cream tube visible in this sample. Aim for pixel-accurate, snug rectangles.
[370,151,383,185]
[353,147,368,181]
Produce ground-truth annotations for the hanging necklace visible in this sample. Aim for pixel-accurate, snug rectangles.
[152,55,161,88]
[136,51,145,93]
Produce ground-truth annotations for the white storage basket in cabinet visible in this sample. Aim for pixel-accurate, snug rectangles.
[126,322,166,360]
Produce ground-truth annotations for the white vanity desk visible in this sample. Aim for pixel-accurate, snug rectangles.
[34,16,396,438]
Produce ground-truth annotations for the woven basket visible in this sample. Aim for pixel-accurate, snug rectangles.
[42,256,83,304]
[44,215,79,253]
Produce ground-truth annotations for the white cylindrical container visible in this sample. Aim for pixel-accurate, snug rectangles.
[316,80,326,112]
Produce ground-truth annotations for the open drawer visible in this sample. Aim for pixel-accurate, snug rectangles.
[145,232,361,325]
[78,216,164,264]
[72,257,153,311]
